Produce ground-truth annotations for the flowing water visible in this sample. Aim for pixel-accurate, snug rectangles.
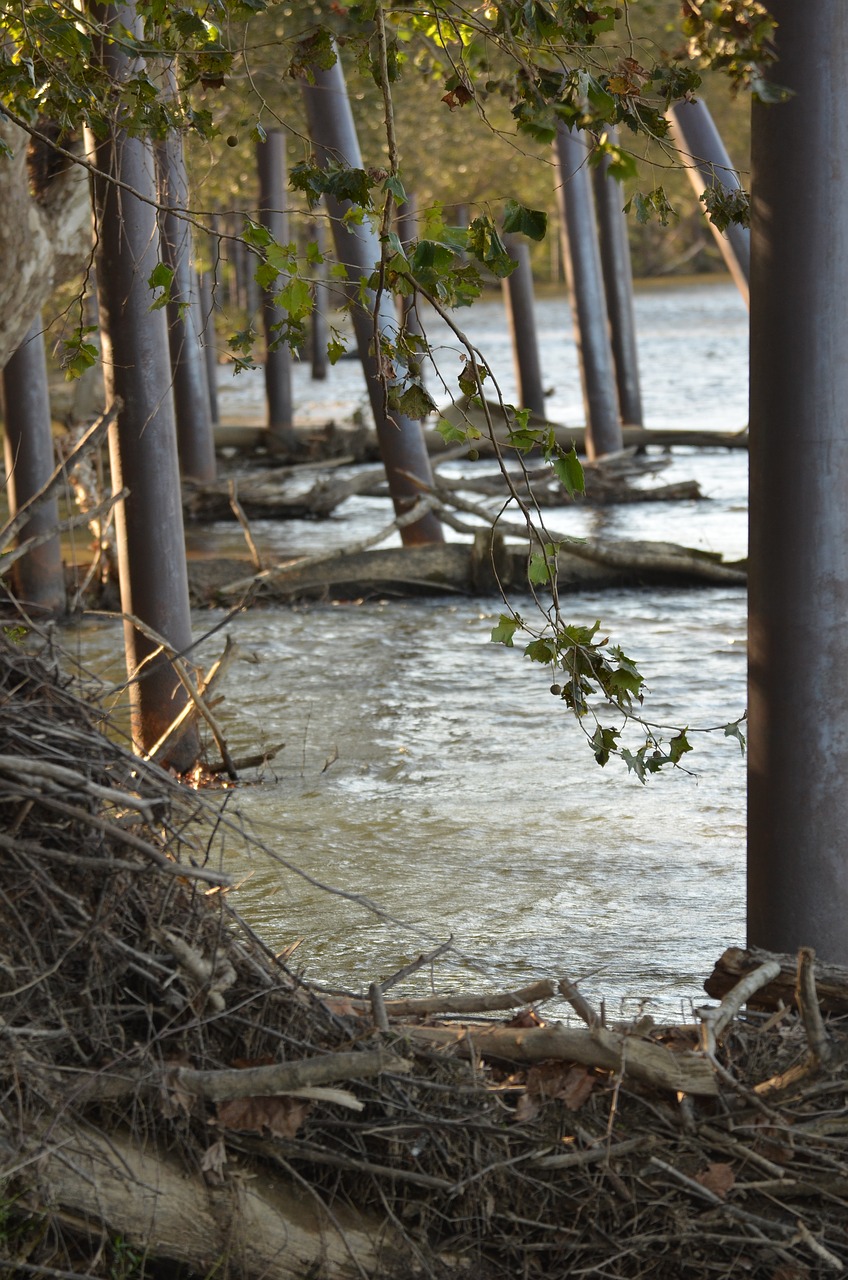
[80,280,750,1019]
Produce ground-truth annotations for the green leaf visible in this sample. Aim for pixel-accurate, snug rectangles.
[396,382,437,419]
[668,730,693,765]
[466,215,517,278]
[491,613,521,647]
[147,261,174,310]
[528,552,550,586]
[590,724,619,767]
[278,276,313,321]
[384,174,407,204]
[502,200,547,241]
[524,637,557,664]
[327,338,347,365]
[552,448,585,499]
[723,719,747,754]
[436,418,480,445]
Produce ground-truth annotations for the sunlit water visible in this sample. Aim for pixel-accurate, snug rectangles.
[81,280,750,1019]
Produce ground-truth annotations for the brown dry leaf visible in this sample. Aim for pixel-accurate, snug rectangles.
[694,1162,736,1200]
[229,1055,274,1070]
[753,1119,795,1165]
[770,1267,810,1280]
[200,1138,228,1183]
[526,1063,596,1111]
[505,1007,544,1029]
[161,1057,194,1118]
[320,996,362,1018]
[513,1092,540,1124]
[215,1094,313,1138]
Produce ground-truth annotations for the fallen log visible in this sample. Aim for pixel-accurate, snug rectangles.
[196,535,745,605]
[17,1124,411,1280]
[705,945,848,1015]
[212,412,749,460]
[402,1021,719,1096]
[434,397,749,453]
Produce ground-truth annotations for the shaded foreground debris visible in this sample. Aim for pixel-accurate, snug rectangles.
[2,634,848,1279]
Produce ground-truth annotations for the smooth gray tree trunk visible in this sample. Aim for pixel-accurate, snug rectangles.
[553,125,622,457]
[502,237,546,418]
[667,98,750,307]
[87,1,200,772]
[309,216,329,382]
[748,2,848,963]
[301,51,443,544]
[2,316,66,614]
[157,125,216,482]
[257,131,297,452]
[592,133,643,428]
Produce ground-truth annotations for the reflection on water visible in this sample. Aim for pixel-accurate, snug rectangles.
[92,281,750,1018]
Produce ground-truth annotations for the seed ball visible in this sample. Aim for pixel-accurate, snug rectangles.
[226,135,238,148]
[550,683,562,696]
[467,448,479,461]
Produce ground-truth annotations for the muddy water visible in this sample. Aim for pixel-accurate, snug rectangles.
[89,280,751,1018]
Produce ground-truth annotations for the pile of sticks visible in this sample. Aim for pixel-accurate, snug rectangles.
[1,631,846,1280]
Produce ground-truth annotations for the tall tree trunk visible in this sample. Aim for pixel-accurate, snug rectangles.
[156,95,216,483]
[748,3,848,962]
[553,125,622,458]
[301,51,444,545]
[86,1,200,772]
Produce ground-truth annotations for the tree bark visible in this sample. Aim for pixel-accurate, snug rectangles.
[0,118,91,367]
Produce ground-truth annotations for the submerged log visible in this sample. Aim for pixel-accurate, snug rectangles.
[705,946,848,1015]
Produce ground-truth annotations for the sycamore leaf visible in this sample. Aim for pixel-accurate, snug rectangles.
[215,1094,312,1139]
[552,448,585,498]
[491,613,521,647]
[695,1162,735,1200]
[502,200,547,241]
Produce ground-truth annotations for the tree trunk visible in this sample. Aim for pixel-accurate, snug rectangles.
[86,0,200,772]
[0,117,91,367]
[747,5,848,963]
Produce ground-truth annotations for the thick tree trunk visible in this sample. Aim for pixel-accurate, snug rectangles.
[747,5,848,963]
[20,1124,406,1280]
[0,118,92,367]
[86,0,200,772]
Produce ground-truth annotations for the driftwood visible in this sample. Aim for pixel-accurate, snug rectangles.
[191,533,745,605]
[185,448,701,524]
[403,1022,719,1097]
[705,945,848,1015]
[434,397,749,452]
[212,410,749,459]
[13,1124,410,1280]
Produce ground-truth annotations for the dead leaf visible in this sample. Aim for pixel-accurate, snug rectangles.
[320,745,338,773]
[695,1162,736,1199]
[229,1056,274,1070]
[161,1058,194,1118]
[526,1063,596,1111]
[505,1006,544,1029]
[513,1093,540,1124]
[770,1267,810,1280]
[201,1138,227,1182]
[215,1094,313,1138]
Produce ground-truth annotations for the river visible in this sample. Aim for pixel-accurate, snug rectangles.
[79,279,750,1020]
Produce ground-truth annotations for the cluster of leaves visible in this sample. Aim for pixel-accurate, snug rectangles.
[681,0,785,99]
[492,607,745,781]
